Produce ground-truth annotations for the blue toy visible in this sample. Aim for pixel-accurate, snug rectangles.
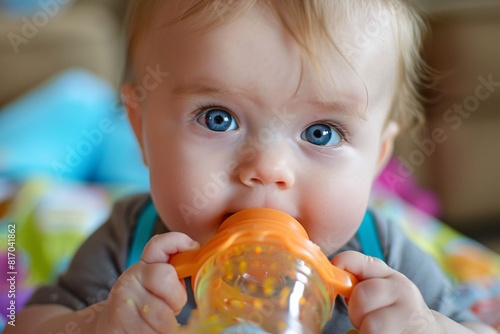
[0,69,149,191]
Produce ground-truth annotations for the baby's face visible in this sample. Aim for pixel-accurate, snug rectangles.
[126,5,399,254]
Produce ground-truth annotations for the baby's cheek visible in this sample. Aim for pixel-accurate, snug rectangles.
[309,227,358,255]
[170,214,220,244]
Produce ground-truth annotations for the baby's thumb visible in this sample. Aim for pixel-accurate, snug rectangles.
[331,250,392,280]
[141,232,200,264]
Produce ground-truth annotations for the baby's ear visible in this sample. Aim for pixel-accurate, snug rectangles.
[121,84,148,166]
[375,120,400,175]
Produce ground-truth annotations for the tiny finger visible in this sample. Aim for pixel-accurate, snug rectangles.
[141,232,199,264]
[332,251,394,280]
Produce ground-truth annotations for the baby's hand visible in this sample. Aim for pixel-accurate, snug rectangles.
[94,232,199,334]
[332,251,439,334]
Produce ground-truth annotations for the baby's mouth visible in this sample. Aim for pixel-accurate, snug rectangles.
[221,212,234,223]
[220,210,298,224]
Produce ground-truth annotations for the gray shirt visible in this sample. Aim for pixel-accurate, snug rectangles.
[28,193,477,332]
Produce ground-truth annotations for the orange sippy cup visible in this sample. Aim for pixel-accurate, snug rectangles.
[170,208,357,333]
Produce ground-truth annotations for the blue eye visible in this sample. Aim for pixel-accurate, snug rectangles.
[198,109,238,132]
[301,124,342,146]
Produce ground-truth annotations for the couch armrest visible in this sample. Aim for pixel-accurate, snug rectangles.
[0,2,122,107]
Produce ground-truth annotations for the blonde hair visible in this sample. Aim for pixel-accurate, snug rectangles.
[123,0,429,130]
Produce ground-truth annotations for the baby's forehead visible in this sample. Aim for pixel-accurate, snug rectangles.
[140,1,397,38]
[134,1,399,90]
[127,0,423,129]
[140,1,399,62]
[139,2,397,105]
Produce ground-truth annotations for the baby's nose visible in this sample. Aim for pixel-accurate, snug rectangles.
[238,142,295,189]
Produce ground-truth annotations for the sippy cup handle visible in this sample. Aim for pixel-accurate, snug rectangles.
[324,260,358,299]
[169,249,202,279]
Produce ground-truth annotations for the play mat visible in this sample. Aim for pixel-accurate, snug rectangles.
[0,177,499,332]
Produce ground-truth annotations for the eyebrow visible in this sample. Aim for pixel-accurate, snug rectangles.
[306,98,366,120]
[170,82,366,120]
[170,82,243,98]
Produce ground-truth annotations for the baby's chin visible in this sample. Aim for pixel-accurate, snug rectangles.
[310,234,353,257]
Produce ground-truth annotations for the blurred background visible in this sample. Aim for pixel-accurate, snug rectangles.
[0,0,127,99]
[0,0,146,188]
[0,0,499,330]
[0,0,127,105]
[1,0,499,232]
[399,0,500,252]
[3,0,496,246]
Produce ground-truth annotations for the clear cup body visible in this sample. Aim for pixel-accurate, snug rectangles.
[192,244,332,333]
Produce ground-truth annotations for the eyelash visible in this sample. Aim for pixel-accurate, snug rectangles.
[191,103,231,119]
[309,120,349,142]
[191,103,350,141]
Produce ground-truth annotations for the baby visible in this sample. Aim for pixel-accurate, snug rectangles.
[8,0,497,333]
